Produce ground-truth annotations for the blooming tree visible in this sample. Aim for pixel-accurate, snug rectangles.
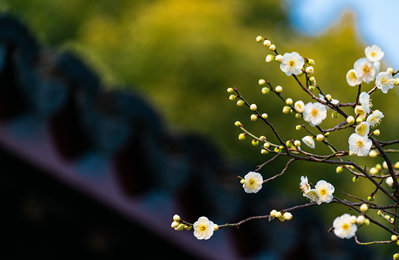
[171,35,399,259]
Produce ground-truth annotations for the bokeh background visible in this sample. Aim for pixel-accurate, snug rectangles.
[1,0,399,259]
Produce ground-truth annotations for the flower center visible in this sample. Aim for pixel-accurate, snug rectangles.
[381,78,387,85]
[289,60,295,67]
[199,225,207,232]
[248,179,255,187]
[371,52,376,57]
[341,223,350,230]
[362,65,371,74]
[357,140,363,147]
[319,188,327,196]
[311,108,318,117]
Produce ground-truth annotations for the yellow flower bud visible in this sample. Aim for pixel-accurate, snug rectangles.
[316,134,324,142]
[336,166,343,173]
[258,79,266,85]
[269,44,276,51]
[282,106,290,114]
[250,114,258,121]
[229,94,237,100]
[263,39,271,47]
[285,98,293,105]
[238,133,246,140]
[360,204,368,213]
[270,209,277,217]
[227,87,234,93]
[295,125,302,131]
[235,121,242,127]
[236,100,245,106]
[250,104,257,111]
[373,129,380,136]
[256,36,264,43]
[262,113,268,119]
[275,85,283,93]
[252,139,259,146]
[261,87,270,94]
[346,116,355,124]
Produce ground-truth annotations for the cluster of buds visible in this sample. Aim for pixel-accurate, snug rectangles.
[270,210,293,222]
[170,214,191,231]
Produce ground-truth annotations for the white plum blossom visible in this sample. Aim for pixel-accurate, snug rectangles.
[346,69,362,87]
[299,176,311,193]
[314,180,335,204]
[302,136,315,149]
[365,45,384,63]
[367,110,384,127]
[375,71,395,94]
[300,177,334,205]
[193,216,215,240]
[294,100,305,113]
[348,133,372,156]
[242,171,263,193]
[359,92,371,114]
[355,121,370,136]
[354,105,366,119]
[333,214,358,239]
[280,52,305,76]
[303,102,327,126]
[354,58,377,84]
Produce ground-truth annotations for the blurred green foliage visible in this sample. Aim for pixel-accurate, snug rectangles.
[2,0,399,250]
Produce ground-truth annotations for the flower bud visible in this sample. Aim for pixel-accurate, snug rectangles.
[285,98,293,105]
[294,140,301,147]
[252,139,259,146]
[250,114,258,121]
[261,148,268,154]
[383,161,388,169]
[185,225,192,230]
[308,58,315,65]
[305,66,314,74]
[283,212,293,220]
[240,179,245,184]
[269,44,276,51]
[387,67,394,74]
[256,36,264,43]
[259,136,266,141]
[316,134,324,142]
[309,76,316,82]
[275,85,283,93]
[275,54,282,62]
[227,87,234,93]
[352,176,358,183]
[282,106,290,114]
[175,224,185,231]
[360,204,368,213]
[235,121,242,127]
[350,215,357,224]
[295,125,302,131]
[213,224,219,231]
[262,113,268,119]
[369,167,378,175]
[386,177,394,187]
[236,100,245,106]
[356,117,363,123]
[367,195,375,201]
[336,166,343,173]
[171,221,179,229]
[263,142,270,148]
[364,218,370,226]
[258,79,266,85]
[274,211,282,218]
[263,39,271,47]
[295,113,302,118]
[250,104,257,111]
[270,209,277,217]
[395,78,399,85]
[373,129,380,136]
[394,253,399,260]
[173,214,181,222]
[346,116,355,124]
[261,87,270,94]
[392,235,398,241]
[266,54,274,63]
[369,150,378,157]
[229,95,237,101]
[356,215,365,225]
[238,133,246,140]
[395,162,399,169]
